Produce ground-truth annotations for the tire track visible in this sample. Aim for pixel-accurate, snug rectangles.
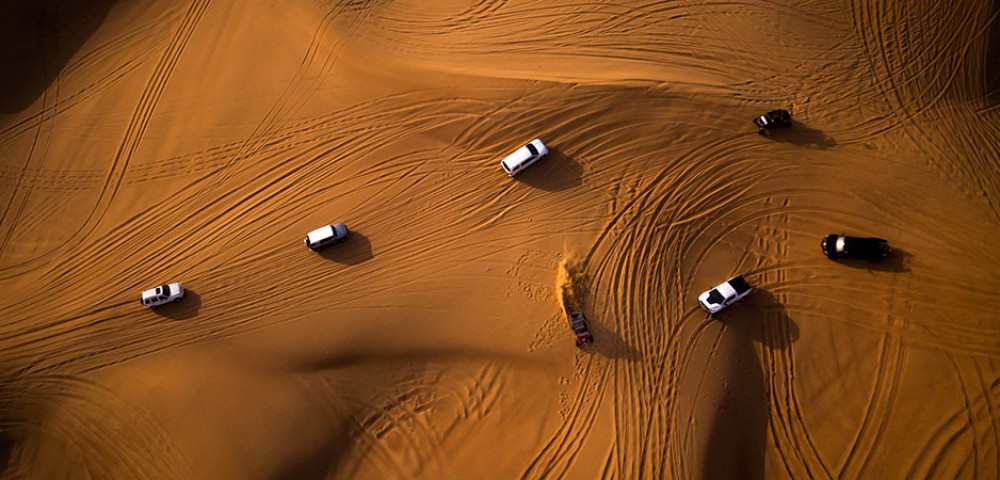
[0,4,182,151]
[340,0,772,89]
[0,85,586,373]
[0,374,188,479]
[850,0,1000,221]
[337,363,503,479]
[752,205,833,479]
[838,328,906,478]
[513,99,781,477]
[0,6,995,473]
[0,78,55,261]
[201,0,382,198]
[520,358,609,479]
[0,0,211,277]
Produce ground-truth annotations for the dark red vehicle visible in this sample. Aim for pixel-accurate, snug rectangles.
[568,313,593,347]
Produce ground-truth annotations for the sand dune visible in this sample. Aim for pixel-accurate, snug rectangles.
[1,0,998,478]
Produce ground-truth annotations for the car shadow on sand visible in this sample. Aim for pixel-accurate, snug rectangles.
[0,435,9,477]
[514,147,583,192]
[762,122,837,149]
[834,247,912,273]
[988,0,1000,107]
[318,232,374,265]
[585,318,642,361]
[701,288,798,479]
[152,288,202,320]
[0,0,116,113]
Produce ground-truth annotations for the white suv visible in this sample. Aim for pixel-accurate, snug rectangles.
[304,223,349,251]
[141,283,184,308]
[698,275,753,314]
[500,139,548,176]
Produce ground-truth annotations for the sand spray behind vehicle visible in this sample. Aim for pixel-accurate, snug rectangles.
[556,256,587,315]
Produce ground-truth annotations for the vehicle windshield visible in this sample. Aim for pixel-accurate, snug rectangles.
[707,289,725,305]
[161,285,171,296]
[525,143,538,156]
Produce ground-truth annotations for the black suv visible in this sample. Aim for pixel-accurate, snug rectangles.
[754,109,792,134]
[821,234,891,262]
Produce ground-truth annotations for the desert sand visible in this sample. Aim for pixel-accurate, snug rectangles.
[1,0,998,478]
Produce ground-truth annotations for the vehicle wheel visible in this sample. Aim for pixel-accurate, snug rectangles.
[174,298,182,302]
[758,129,767,136]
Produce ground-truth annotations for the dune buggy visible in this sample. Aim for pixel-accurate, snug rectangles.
[568,312,594,347]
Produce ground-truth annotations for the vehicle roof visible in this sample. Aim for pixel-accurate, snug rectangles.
[141,283,179,299]
[838,236,887,256]
[714,282,737,299]
[306,225,335,243]
[569,313,589,333]
[501,139,546,168]
[501,146,534,169]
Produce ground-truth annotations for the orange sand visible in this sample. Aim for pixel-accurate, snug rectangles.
[1,0,998,478]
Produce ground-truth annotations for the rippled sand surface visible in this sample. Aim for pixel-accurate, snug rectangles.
[1,0,998,478]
